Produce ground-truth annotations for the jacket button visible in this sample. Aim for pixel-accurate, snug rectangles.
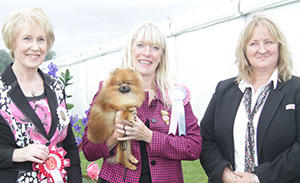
[151,160,156,165]
[151,118,156,123]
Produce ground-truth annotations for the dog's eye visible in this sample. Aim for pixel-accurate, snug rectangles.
[126,81,131,85]
[117,82,122,86]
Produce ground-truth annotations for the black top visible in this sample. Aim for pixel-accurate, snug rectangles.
[139,119,152,183]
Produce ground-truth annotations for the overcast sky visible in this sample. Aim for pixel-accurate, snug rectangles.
[0,0,209,57]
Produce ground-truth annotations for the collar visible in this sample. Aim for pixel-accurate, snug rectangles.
[238,68,278,92]
[1,63,54,87]
[154,83,164,102]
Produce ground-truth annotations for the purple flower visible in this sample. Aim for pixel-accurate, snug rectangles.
[75,136,82,146]
[47,62,58,78]
[70,115,79,126]
[81,117,88,126]
[74,124,81,133]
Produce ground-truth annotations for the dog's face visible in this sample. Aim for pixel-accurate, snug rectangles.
[101,68,145,107]
[108,68,142,94]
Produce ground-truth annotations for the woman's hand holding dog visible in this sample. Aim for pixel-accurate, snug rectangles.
[106,111,127,151]
[116,116,153,144]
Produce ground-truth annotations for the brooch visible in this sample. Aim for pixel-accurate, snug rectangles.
[161,110,170,125]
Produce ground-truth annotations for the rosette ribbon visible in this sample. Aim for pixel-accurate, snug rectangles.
[168,85,190,136]
[33,145,70,183]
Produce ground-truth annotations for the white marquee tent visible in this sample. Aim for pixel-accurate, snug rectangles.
[41,0,300,122]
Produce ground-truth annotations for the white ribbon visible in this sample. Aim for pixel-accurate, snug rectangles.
[168,86,187,136]
[46,155,64,183]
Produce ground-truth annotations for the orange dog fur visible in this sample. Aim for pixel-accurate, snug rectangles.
[87,68,145,170]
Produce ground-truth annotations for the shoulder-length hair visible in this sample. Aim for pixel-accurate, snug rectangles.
[121,21,175,107]
[2,8,55,59]
[235,14,292,83]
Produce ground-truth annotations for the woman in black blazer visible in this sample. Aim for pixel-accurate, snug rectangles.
[200,14,300,183]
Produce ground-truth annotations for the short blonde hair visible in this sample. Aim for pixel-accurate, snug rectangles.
[2,8,55,58]
[121,21,174,107]
[235,14,292,83]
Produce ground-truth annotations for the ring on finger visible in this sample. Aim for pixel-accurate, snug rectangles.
[131,128,133,133]
[123,125,126,130]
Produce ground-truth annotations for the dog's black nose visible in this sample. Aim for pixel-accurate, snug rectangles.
[119,86,131,93]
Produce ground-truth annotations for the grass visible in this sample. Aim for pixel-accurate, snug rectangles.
[79,152,208,182]
[182,160,208,182]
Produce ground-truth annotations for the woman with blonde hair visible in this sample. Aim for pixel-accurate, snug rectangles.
[0,8,82,182]
[82,21,202,182]
[200,14,300,183]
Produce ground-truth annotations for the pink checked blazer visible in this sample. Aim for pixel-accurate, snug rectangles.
[82,82,202,183]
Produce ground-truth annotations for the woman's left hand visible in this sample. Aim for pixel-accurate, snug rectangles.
[233,171,255,183]
[116,116,153,144]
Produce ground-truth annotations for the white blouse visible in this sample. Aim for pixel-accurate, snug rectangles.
[233,68,278,172]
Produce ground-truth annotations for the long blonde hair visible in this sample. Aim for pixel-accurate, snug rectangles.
[235,14,292,83]
[121,21,174,107]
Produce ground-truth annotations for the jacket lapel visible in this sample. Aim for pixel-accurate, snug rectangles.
[38,69,60,140]
[222,85,243,163]
[256,81,285,158]
[44,80,59,139]
[3,66,49,140]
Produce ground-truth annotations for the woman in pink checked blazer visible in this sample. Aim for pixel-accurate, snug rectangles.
[81,21,202,183]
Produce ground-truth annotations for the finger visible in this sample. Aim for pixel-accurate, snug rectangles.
[115,111,122,122]
[33,152,38,158]
[122,120,134,127]
[116,129,126,135]
[233,171,244,177]
[36,145,49,155]
[32,152,43,163]
[34,151,47,161]
[40,145,49,152]
[32,155,45,164]
[135,116,142,123]
[117,136,134,141]
[40,150,49,160]
[116,124,124,130]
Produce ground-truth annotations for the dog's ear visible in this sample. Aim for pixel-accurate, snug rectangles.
[110,68,120,75]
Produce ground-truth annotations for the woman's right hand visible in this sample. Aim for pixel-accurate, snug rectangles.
[222,166,241,183]
[12,144,49,164]
[106,111,125,151]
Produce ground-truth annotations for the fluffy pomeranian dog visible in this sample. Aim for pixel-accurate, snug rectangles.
[87,67,145,170]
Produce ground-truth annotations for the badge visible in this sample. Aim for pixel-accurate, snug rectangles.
[161,110,170,125]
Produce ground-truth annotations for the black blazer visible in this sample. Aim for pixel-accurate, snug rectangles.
[0,65,82,182]
[200,76,300,183]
